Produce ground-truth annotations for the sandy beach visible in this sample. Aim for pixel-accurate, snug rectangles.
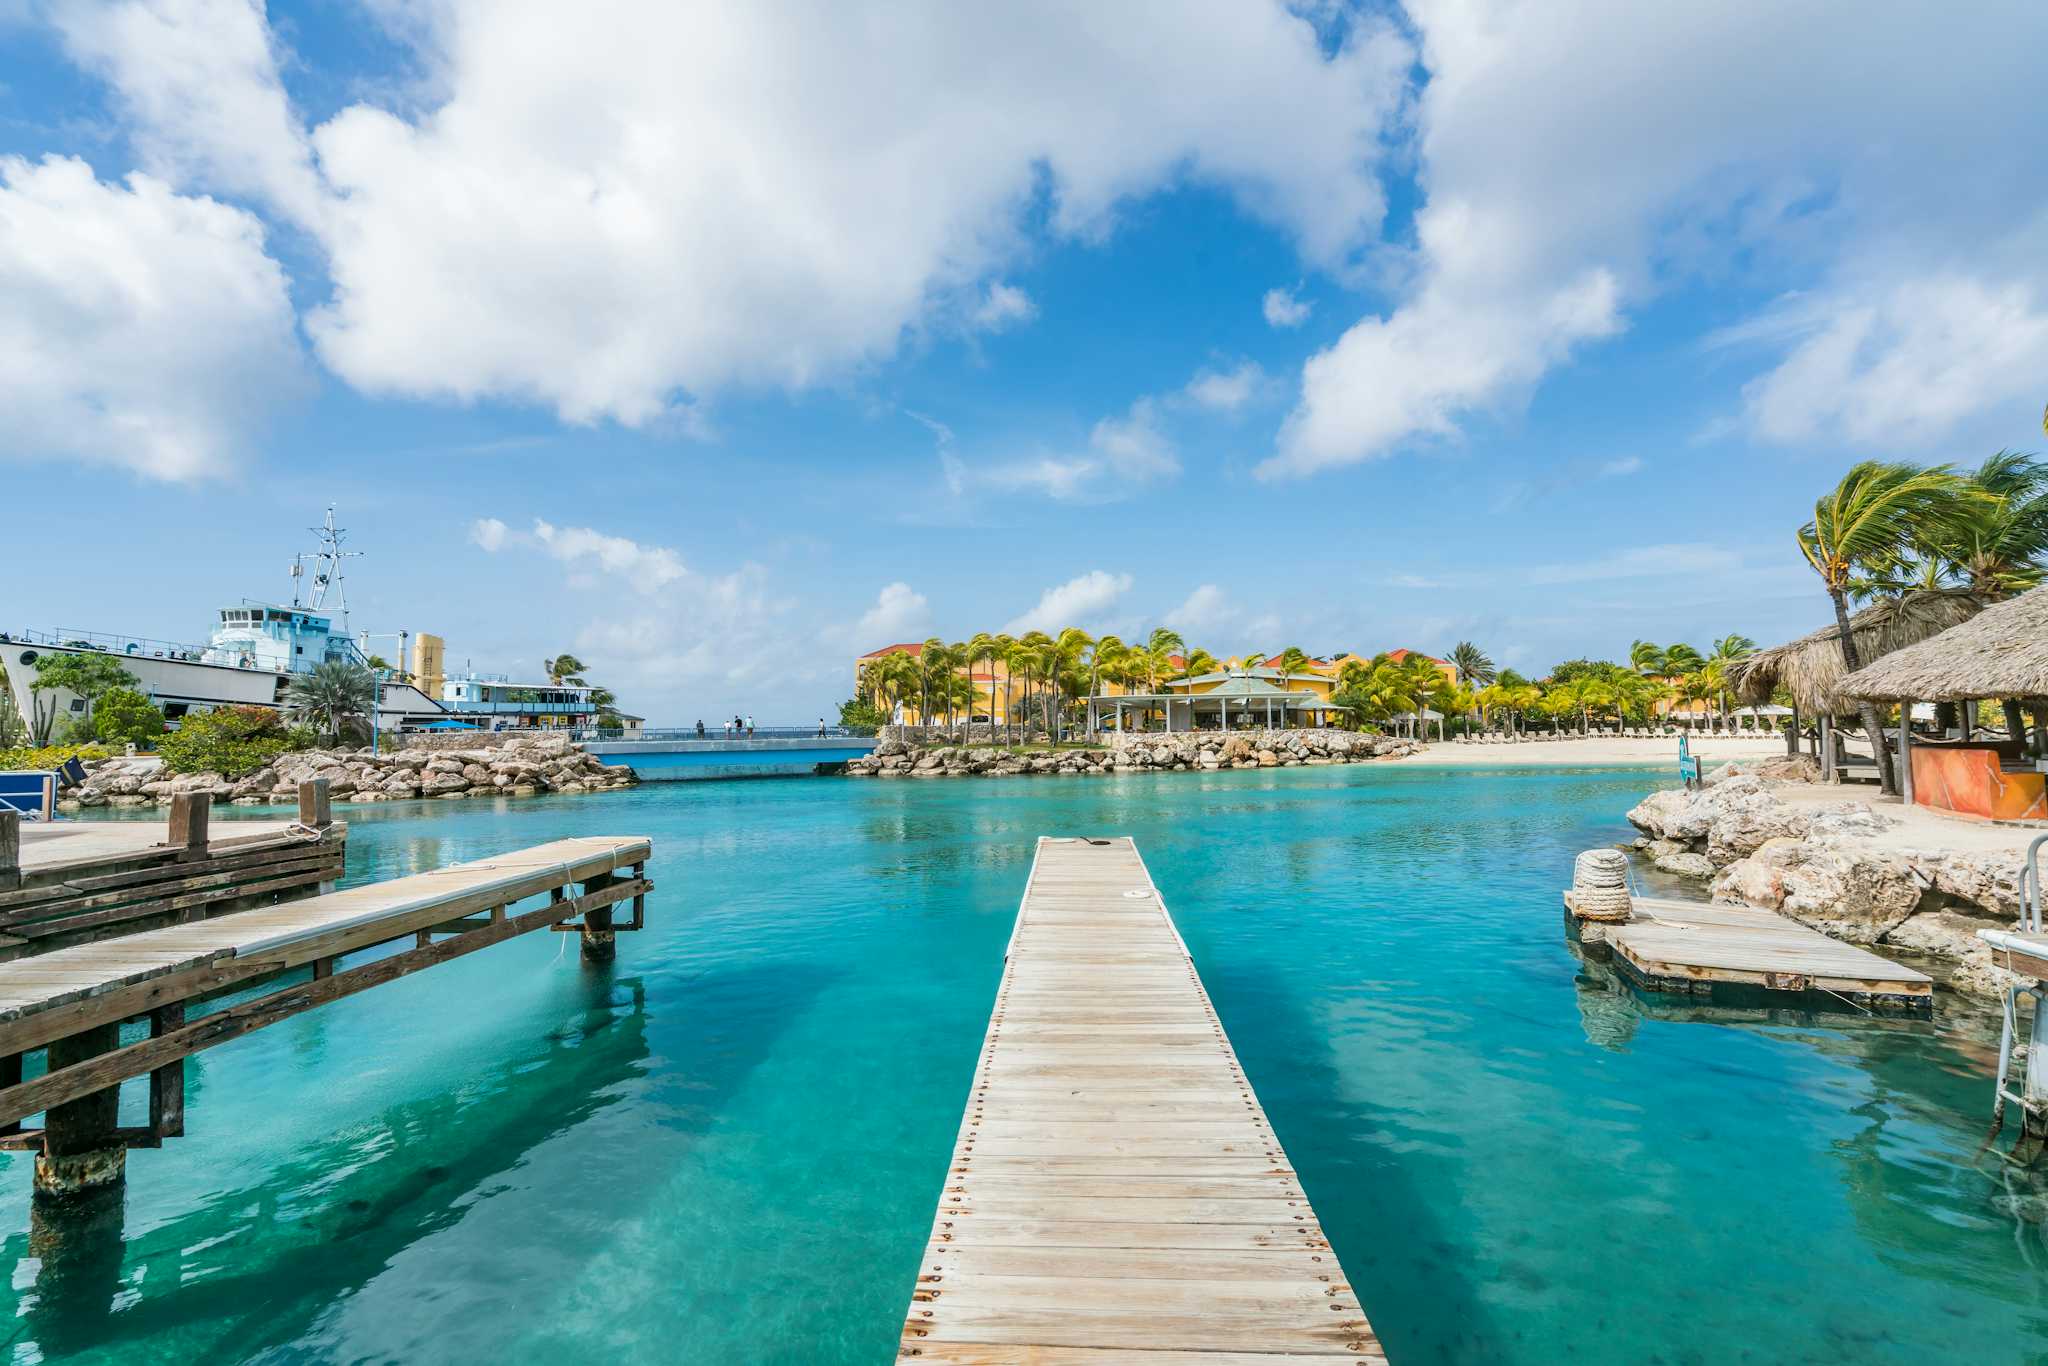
[1387,734,1789,768]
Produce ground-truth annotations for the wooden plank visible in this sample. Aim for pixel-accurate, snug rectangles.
[900,836,1375,1362]
[0,836,652,1055]
[0,874,650,1126]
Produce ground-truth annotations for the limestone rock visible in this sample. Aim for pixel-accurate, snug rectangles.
[1653,850,1718,879]
[1713,837,1926,942]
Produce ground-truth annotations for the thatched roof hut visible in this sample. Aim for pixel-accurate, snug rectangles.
[1838,586,2048,702]
[1727,588,1989,715]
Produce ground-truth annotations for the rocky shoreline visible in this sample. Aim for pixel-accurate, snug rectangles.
[61,734,637,810]
[845,727,1421,777]
[1626,758,2028,996]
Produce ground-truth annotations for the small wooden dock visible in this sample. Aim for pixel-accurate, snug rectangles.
[901,836,1380,1363]
[0,825,649,1202]
[3,788,346,959]
[1567,891,1932,1011]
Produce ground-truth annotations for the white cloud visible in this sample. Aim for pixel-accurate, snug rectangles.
[1164,584,1237,634]
[1270,0,2048,476]
[470,516,685,592]
[953,395,1179,502]
[1735,273,2048,449]
[1598,456,1643,477]
[972,281,1037,332]
[1184,360,1266,412]
[573,564,807,705]
[1001,570,1134,636]
[531,519,686,591]
[852,582,931,643]
[64,1,1410,428]
[48,0,327,227]
[1262,286,1310,328]
[0,154,303,481]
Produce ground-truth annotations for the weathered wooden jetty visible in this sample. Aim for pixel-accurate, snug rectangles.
[1566,889,1932,1011]
[901,836,1381,1363]
[0,792,649,1204]
[4,786,346,958]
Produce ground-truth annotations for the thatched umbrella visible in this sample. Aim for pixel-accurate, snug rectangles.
[1727,588,1989,716]
[1839,585,2048,704]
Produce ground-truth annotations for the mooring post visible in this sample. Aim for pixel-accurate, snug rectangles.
[0,809,19,892]
[579,871,617,965]
[35,1024,126,1201]
[299,779,335,891]
[167,792,211,863]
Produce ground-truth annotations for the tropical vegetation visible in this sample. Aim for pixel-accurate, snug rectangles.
[1797,452,2048,794]
[25,652,139,744]
[845,629,1769,742]
[284,660,379,743]
[159,706,318,779]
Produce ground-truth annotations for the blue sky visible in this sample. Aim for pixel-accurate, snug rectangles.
[5,1,2047,721]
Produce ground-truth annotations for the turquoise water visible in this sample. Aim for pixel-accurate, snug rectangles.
[5,765,2047,1363]
[621,748,868,780]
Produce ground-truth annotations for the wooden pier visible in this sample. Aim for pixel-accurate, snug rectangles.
[0,825,649,1201]
[1566,891,1932,1011]
[3,787,346,959]
[901,836,1380,1363]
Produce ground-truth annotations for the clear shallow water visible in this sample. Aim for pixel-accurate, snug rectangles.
[5,765,2047,1363]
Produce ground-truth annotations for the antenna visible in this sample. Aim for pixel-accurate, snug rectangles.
[300,504,363,633]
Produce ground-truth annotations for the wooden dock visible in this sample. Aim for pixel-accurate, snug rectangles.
[0,829,649,1201]
[1567,891,1932,1011]
[2,789,346,960]
[901,836,1380,1363]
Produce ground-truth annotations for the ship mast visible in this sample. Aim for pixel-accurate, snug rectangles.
[293,505,361,633]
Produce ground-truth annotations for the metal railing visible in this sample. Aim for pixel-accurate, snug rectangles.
[574,725,865,742]
[2024,834,2047,935]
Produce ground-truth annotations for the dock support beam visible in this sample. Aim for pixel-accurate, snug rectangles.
[580,871,617,964]
[34,1025,125,1202]
[0,809,18,892]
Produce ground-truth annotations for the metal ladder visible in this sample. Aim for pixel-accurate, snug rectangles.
[1991,834,2048,1141]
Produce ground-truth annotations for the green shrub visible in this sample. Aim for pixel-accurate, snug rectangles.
[837,696,886,735]
[158,706,318,778]
[0,741,112,771]
[93,687,166,746]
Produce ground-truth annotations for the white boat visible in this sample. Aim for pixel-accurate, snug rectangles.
[1,508,570,739]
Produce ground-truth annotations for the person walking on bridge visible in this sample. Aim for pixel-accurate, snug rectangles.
[745,714,755,738]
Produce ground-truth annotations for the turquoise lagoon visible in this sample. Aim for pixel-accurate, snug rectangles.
[4,764,2046,1363]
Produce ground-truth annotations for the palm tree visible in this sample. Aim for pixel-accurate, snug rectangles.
[1085,635,1126,733]
[1448,642,1496,688]
[1145,627,1185,693]
[285,660,377,743]
[967,632,999,727]
[1702,634,1755,728]
[1799,460,1967,794]
[991,633,1017,738]
[1628,640,1666,677]
[1942,450,2048,598]
[543,653,588,686]
[1047,628,1092,740]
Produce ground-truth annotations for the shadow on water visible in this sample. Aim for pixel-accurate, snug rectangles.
[1204,959,1505,1365]
[0,960,835,1364]
[1571,952,2048,1310]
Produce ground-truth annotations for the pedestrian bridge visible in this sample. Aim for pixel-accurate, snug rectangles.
[582,735,877,781]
